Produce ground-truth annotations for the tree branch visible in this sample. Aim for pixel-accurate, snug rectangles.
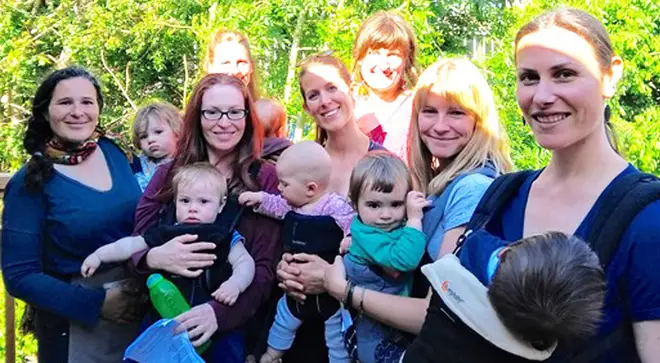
[183,54,189,108]
[100,50,137,111]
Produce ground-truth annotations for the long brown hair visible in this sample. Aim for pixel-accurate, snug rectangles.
[298,53,352,146]
[408,58,512,195]
[161,73,263,200]
[203,29,261,99]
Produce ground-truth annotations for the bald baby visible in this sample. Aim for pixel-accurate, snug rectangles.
[276,141,332,191]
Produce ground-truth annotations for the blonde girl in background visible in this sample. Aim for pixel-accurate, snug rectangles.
[132,101,181,191]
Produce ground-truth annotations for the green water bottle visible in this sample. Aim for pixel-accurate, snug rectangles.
[146,273,211,354]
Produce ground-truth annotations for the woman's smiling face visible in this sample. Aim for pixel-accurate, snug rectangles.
[300,64,355,133]
[515,26,618,151]
[417,87,475,161]
[200,84,247,156]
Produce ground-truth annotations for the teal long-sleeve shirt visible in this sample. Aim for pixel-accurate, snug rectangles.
[347,216,426,272]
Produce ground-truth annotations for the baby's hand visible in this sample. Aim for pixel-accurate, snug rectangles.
[212,281,240,306]
[382,267,401,280]
[339,236,352,255]
[238,191,264,207]
[81,253,101,278]
[406,191,429,221]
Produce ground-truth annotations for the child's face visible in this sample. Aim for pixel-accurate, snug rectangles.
[139,117,177,160]
[357,183,407,232]
[276,170,312,208]
[175,180,225,224]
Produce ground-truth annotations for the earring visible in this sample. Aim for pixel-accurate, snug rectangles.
[604,104,611,123]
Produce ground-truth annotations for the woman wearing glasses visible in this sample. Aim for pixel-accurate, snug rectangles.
[128,73,282,363]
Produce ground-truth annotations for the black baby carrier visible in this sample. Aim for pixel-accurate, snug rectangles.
[282,211,344,321]
[403,171,660,363]
[147,195,245,307]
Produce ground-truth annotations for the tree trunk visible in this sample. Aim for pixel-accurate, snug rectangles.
[283,8,306,104]
[284,8,307,142]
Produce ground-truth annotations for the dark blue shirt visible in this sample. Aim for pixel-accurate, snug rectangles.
[462,165,660,362]
[2,138,141,326]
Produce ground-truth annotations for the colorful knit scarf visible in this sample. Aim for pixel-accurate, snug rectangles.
[44,128,133,165]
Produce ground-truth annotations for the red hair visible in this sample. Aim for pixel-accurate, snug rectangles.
[160,73,263,200]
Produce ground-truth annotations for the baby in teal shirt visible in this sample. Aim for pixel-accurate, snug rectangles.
[343,150,428,363]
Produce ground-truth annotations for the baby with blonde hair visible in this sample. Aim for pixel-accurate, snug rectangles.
[82,162,255,305]
[132,101,181,191]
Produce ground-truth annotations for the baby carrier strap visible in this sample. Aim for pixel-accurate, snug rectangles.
[453,170,534,255]
[559,172,660,363]
[455,170,660,362]
[281,211,344,263]
[585,172,660,269]
[156,196,246,305]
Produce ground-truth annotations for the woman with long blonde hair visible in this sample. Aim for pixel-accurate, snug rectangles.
[319,57,512,362]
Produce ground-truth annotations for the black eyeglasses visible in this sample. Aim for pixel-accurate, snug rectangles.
[201,108,248,121]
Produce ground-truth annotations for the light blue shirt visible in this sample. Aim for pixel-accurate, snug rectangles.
[423,173,494,260]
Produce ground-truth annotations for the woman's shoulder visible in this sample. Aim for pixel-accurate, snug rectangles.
[446,172,495,199]
[4,166,31,197]
[256,161,279,194]
[623,199,660,239]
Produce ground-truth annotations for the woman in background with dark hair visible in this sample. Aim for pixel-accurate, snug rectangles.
[2,67,144,363]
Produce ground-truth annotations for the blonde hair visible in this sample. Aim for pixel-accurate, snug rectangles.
[351,11,419,96]
[255,98,288,138]
[203,29,260,99]
[408,58,513,196]
[298,53,352,146]
[172,162,228,201]
[349,150,412,206]
[131,101,182,150]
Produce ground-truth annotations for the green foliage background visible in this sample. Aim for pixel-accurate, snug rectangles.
[0,0,658,360]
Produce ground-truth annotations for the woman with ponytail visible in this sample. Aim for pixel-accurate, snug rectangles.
[2,67,144,363]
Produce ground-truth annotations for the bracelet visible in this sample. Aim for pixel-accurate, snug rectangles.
[342,281,354,307]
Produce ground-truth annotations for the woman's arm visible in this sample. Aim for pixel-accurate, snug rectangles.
[1,174,106,326]
[324,256,430,335]
[634,321,660,363]
[437,226,466,259]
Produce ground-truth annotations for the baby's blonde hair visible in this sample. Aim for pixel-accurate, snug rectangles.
[131,101,182,150]
[172,162,228,202]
